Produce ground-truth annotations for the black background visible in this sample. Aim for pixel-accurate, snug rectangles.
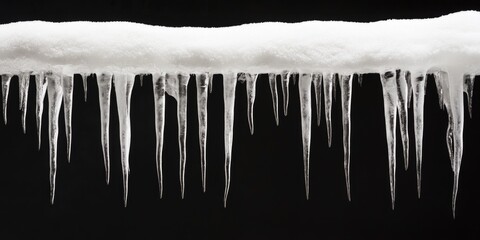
[1,0,480,239]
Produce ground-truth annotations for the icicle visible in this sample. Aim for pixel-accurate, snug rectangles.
[411,71,426,198]
[380,70,398,210]
[82,73,88,102]
[464,74,474,118]
[62,75,74,163]
[19,72,30,133]
[245,73,257,134]
[436,71,455,169]
[434,75,444,109]
[1,74,12,124]
[358,74,363,87]
[46,72,63,204]
[97,73,113,185]
[268,73,279,126]
[34,72,47,150]
[166,73,190,199]
[223,72,237,207]
[312,73,322,126]
[113,73,135,207]
[298,73,312,200]
[153,73,166,198]
[340,74,353,201]
[195,73,209,192]
[323,73,333,147]
[281,71,290,116]
[396,70,409,170]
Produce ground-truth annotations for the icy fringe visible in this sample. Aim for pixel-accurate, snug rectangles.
[0,70,476,218]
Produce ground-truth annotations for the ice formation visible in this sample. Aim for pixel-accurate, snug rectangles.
[0,11,479,217]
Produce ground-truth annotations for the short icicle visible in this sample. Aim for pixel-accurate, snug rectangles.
[298,73,313,200]
[1,74,12,124]
[97,73,113,185]
[35,72,47,150]
[62,75,74,162]
[19,72,31,133]
[380,70,398,210]
[196,73,209,192]
[153,73,166,198]
[411,71,426,198]
[82,73,88,102]
[396,70,410,170]
[166,73,190,199]
[323,73,334,147]
[223,72,237,207]
[245,73,257,134]
[464,74,474,118]
[313,73,322,126]
[113,73,135,207]
[340,74,353,201]
[46,72,63,204]
[268,73,279,126]
[281,71,290,116]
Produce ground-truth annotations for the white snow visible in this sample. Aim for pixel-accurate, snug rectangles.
[0,11,479,75]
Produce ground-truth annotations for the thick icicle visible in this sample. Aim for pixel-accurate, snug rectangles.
[245,73,257,134]
[340,74,353,201]
[464,74,474,118]
[62,75,74,163]
[396,70,409,170]
[196,73,209,192]
[298,73,312,200]
[19,72,30,133]
[446,71,465,219]
[323,73,334,147]
[153,73,166,197]
[268,73,279,126]
[97,73,113,185]
[34,72,47,150]
[281,71,290,116]
[223,72,237,207]
[46,72,63,204]
[312,73,322,126]
[166,73,190,199]
[114,73,135,207]
[411,71,426,198]
[436,71,455,169]
[380,70,398,210]
[1,74,12,124]
[82,73,88,102]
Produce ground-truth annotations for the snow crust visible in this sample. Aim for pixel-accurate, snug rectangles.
[0,11,479,75]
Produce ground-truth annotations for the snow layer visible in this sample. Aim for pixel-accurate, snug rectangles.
[0,11,479,75]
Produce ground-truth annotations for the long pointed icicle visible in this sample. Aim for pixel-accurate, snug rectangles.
[19,72,30,133]
[434,75,444,110]
[464,74,474,118]
[46,72,63,205]
[196,73,209,192]
[396,70,409,170]
[166,73,190,199]
[62,75,74,163]
[1,74,12,124]
[447,71,465,219]
[380,70,398,210]
[298,73,312,200]
[411,71,426,198]
[245,73,257,134]
[97,73,113,185]
[281,71,290,116]
[153,73,166,198]
[113,73,135,207]
[268,73,279,126]
[313,73,322,126]
[323,73,333,147]
[223,72,237,207]
[340,74,353,201]
[437,71,455,170]
[82,73,88,102]
[35,72,47,150]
